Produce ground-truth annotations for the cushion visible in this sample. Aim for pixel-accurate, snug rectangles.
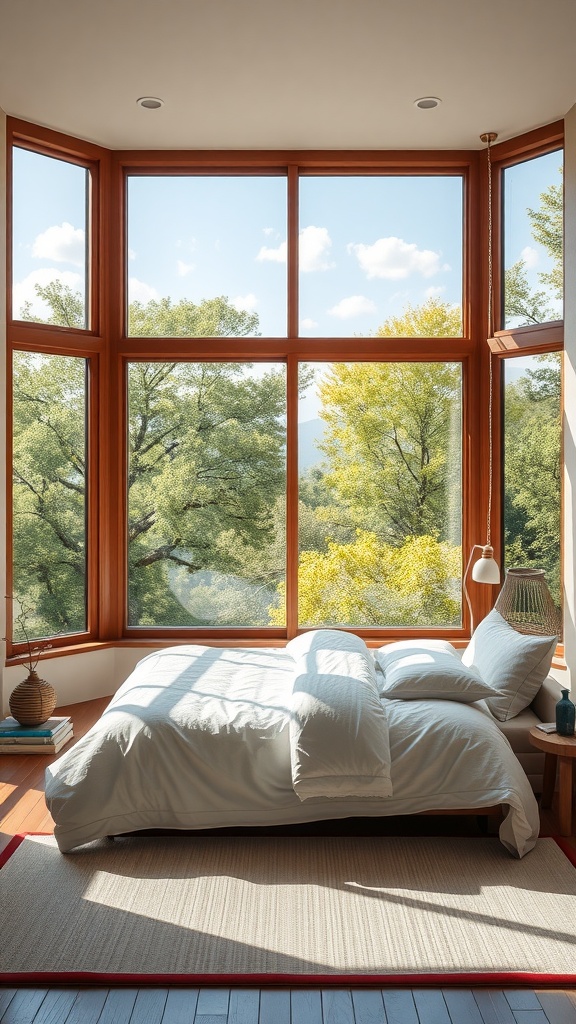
[375,640,495,702]
[461,608,557,721]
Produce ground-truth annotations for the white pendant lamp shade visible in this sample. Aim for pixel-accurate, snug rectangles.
[471,544,501,584]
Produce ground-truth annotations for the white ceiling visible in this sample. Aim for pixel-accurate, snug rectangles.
[1,0,576,152]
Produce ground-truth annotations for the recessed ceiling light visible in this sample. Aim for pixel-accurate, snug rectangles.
[414,97,442,110]
[137,97,164,110]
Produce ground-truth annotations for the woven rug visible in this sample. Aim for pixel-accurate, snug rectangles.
[1,833,576,986]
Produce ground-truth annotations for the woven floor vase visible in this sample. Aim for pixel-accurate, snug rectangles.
[9,670,57,726]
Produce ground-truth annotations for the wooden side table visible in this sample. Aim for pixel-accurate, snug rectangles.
[529,727,576,836]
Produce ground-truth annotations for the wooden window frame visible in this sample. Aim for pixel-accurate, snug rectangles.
[5,117,564,662]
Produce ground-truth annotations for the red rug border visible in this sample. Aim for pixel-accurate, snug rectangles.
[2,831,575,989]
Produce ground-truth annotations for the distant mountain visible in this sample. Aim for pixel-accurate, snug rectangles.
[298,418,326,472]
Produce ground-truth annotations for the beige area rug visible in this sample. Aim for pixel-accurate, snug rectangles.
[1,834,575,985]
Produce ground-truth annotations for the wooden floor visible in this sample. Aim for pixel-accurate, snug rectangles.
[1,696,576,1024]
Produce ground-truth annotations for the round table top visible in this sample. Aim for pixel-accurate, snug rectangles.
[529,725,576,756]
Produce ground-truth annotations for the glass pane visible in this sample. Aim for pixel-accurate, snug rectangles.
[503,150,563,328]
[298,176,463,338]
[503,353,562,633]
[297,362,462,627]
[12,148,89,328]
[127,176,287,337]
[12,352,88,640]
[127,362,286,627]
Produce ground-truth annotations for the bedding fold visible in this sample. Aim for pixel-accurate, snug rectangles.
[288,630,393,800]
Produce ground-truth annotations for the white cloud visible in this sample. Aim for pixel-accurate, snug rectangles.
[128,247,137,261]
[257,239,287,263]
[300,317,319,330]
[232,293,258,312]
[299,226,334,272]
[256,225,334,272]
[12,268,84,319]
[328,295,377,319]
[348,236,447,280]
[521,245,539,268]
[263,227,275,236]
[32,222,85,266]
[128,278,160,304]
[425,285,446,298]
[177,260,196,276]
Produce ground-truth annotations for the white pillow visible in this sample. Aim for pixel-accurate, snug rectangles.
[461,608,557,721]
[375,640,495,702]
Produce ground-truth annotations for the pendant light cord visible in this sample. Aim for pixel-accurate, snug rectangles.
[481,131,497,550]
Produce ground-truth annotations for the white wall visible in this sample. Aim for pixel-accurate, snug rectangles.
[564,103,576,693]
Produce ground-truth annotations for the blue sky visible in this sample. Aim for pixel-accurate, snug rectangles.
[12,146,562,340]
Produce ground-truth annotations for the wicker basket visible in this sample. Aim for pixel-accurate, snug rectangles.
[494,567,561,637]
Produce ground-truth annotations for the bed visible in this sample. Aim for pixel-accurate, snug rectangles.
[45,617,557,858]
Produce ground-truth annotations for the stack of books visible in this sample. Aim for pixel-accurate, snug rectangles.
[0,715,73,754]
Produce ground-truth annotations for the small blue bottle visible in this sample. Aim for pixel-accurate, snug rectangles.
[556,689,575,736]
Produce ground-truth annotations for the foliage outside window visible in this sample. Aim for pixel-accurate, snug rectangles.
[127,362,287,627]
[294,360,462,628]
[12,352,88,640]
[503,353,562,627]
[503,150,563,329]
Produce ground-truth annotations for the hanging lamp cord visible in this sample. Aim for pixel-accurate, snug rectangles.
[481,131,497,550]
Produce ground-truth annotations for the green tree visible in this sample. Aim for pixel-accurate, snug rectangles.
[503,354,562,606]
[12,352,87,636]
[504,168,563,326]
[14,285,288,633]
[291,299,463,627]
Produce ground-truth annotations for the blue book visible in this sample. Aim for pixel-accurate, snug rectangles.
[0,715,70,738]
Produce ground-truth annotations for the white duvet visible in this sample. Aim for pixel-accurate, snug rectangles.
[45,631,539,856]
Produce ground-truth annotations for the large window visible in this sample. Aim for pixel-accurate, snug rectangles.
[6,119,564,653]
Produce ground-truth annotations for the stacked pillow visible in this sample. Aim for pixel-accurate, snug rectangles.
[375,638,494,703]
[376,609,557,719]
[461,608,557,721]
